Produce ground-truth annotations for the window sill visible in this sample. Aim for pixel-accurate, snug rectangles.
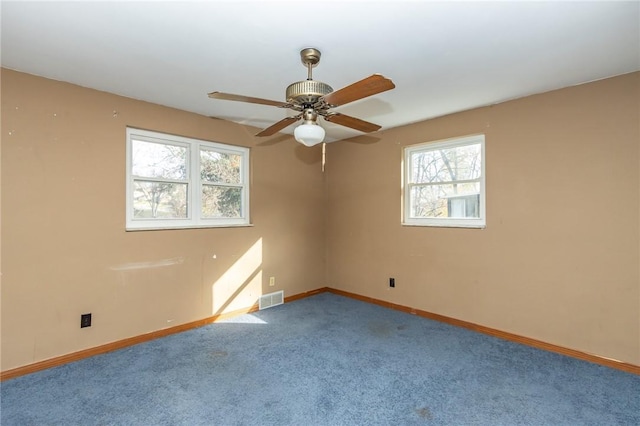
[125,223,254,232]
[402,222,485,229]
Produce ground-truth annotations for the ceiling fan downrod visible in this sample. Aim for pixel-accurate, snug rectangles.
[300,47,321,80]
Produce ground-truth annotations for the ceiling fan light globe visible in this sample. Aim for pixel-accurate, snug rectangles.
[294,123,325,147]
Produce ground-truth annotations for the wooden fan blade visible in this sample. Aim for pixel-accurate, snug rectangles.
[324,113,381,133]
[320,74,395,107]
[208,92,291,108]
[255,115,301,137]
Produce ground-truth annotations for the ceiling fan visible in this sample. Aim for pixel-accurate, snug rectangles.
[207,48,395,147]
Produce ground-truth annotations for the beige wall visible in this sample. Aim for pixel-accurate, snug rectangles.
[2,69,639,372]
[326,72,640,365]
[1,69,326,371]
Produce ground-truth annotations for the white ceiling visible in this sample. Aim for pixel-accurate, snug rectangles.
[2,1,639,142]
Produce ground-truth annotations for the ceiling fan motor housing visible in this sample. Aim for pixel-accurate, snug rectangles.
[286,80,333,106]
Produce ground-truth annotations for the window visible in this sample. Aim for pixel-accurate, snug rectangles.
[403,134,485,228]
[126,128,250,230]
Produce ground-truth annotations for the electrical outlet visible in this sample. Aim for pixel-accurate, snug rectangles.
[269,276,275,286]
[389,278,395,288]
[80,313,92,328]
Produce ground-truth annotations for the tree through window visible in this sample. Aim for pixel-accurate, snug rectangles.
[126,128,250,230]
[404,135,485,228]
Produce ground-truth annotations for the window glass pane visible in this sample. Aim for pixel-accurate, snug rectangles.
[410,182,480,218]
[202,185,242,218]
[132,140,187,180]
[200,150,241,184]
[411,143,481,184]
[133,181,188,218]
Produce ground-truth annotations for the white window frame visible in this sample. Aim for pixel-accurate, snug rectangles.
[126,127,250,230]
[403,134,485,228]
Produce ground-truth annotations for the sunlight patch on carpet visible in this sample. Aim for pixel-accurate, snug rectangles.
[219,313,268,324]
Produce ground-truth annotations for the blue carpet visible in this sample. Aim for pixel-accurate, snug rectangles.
[1,292,639,425]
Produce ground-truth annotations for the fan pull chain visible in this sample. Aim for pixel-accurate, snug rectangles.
[322,142,326,172]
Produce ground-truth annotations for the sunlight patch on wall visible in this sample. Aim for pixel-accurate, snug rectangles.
[212,238,263,315]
